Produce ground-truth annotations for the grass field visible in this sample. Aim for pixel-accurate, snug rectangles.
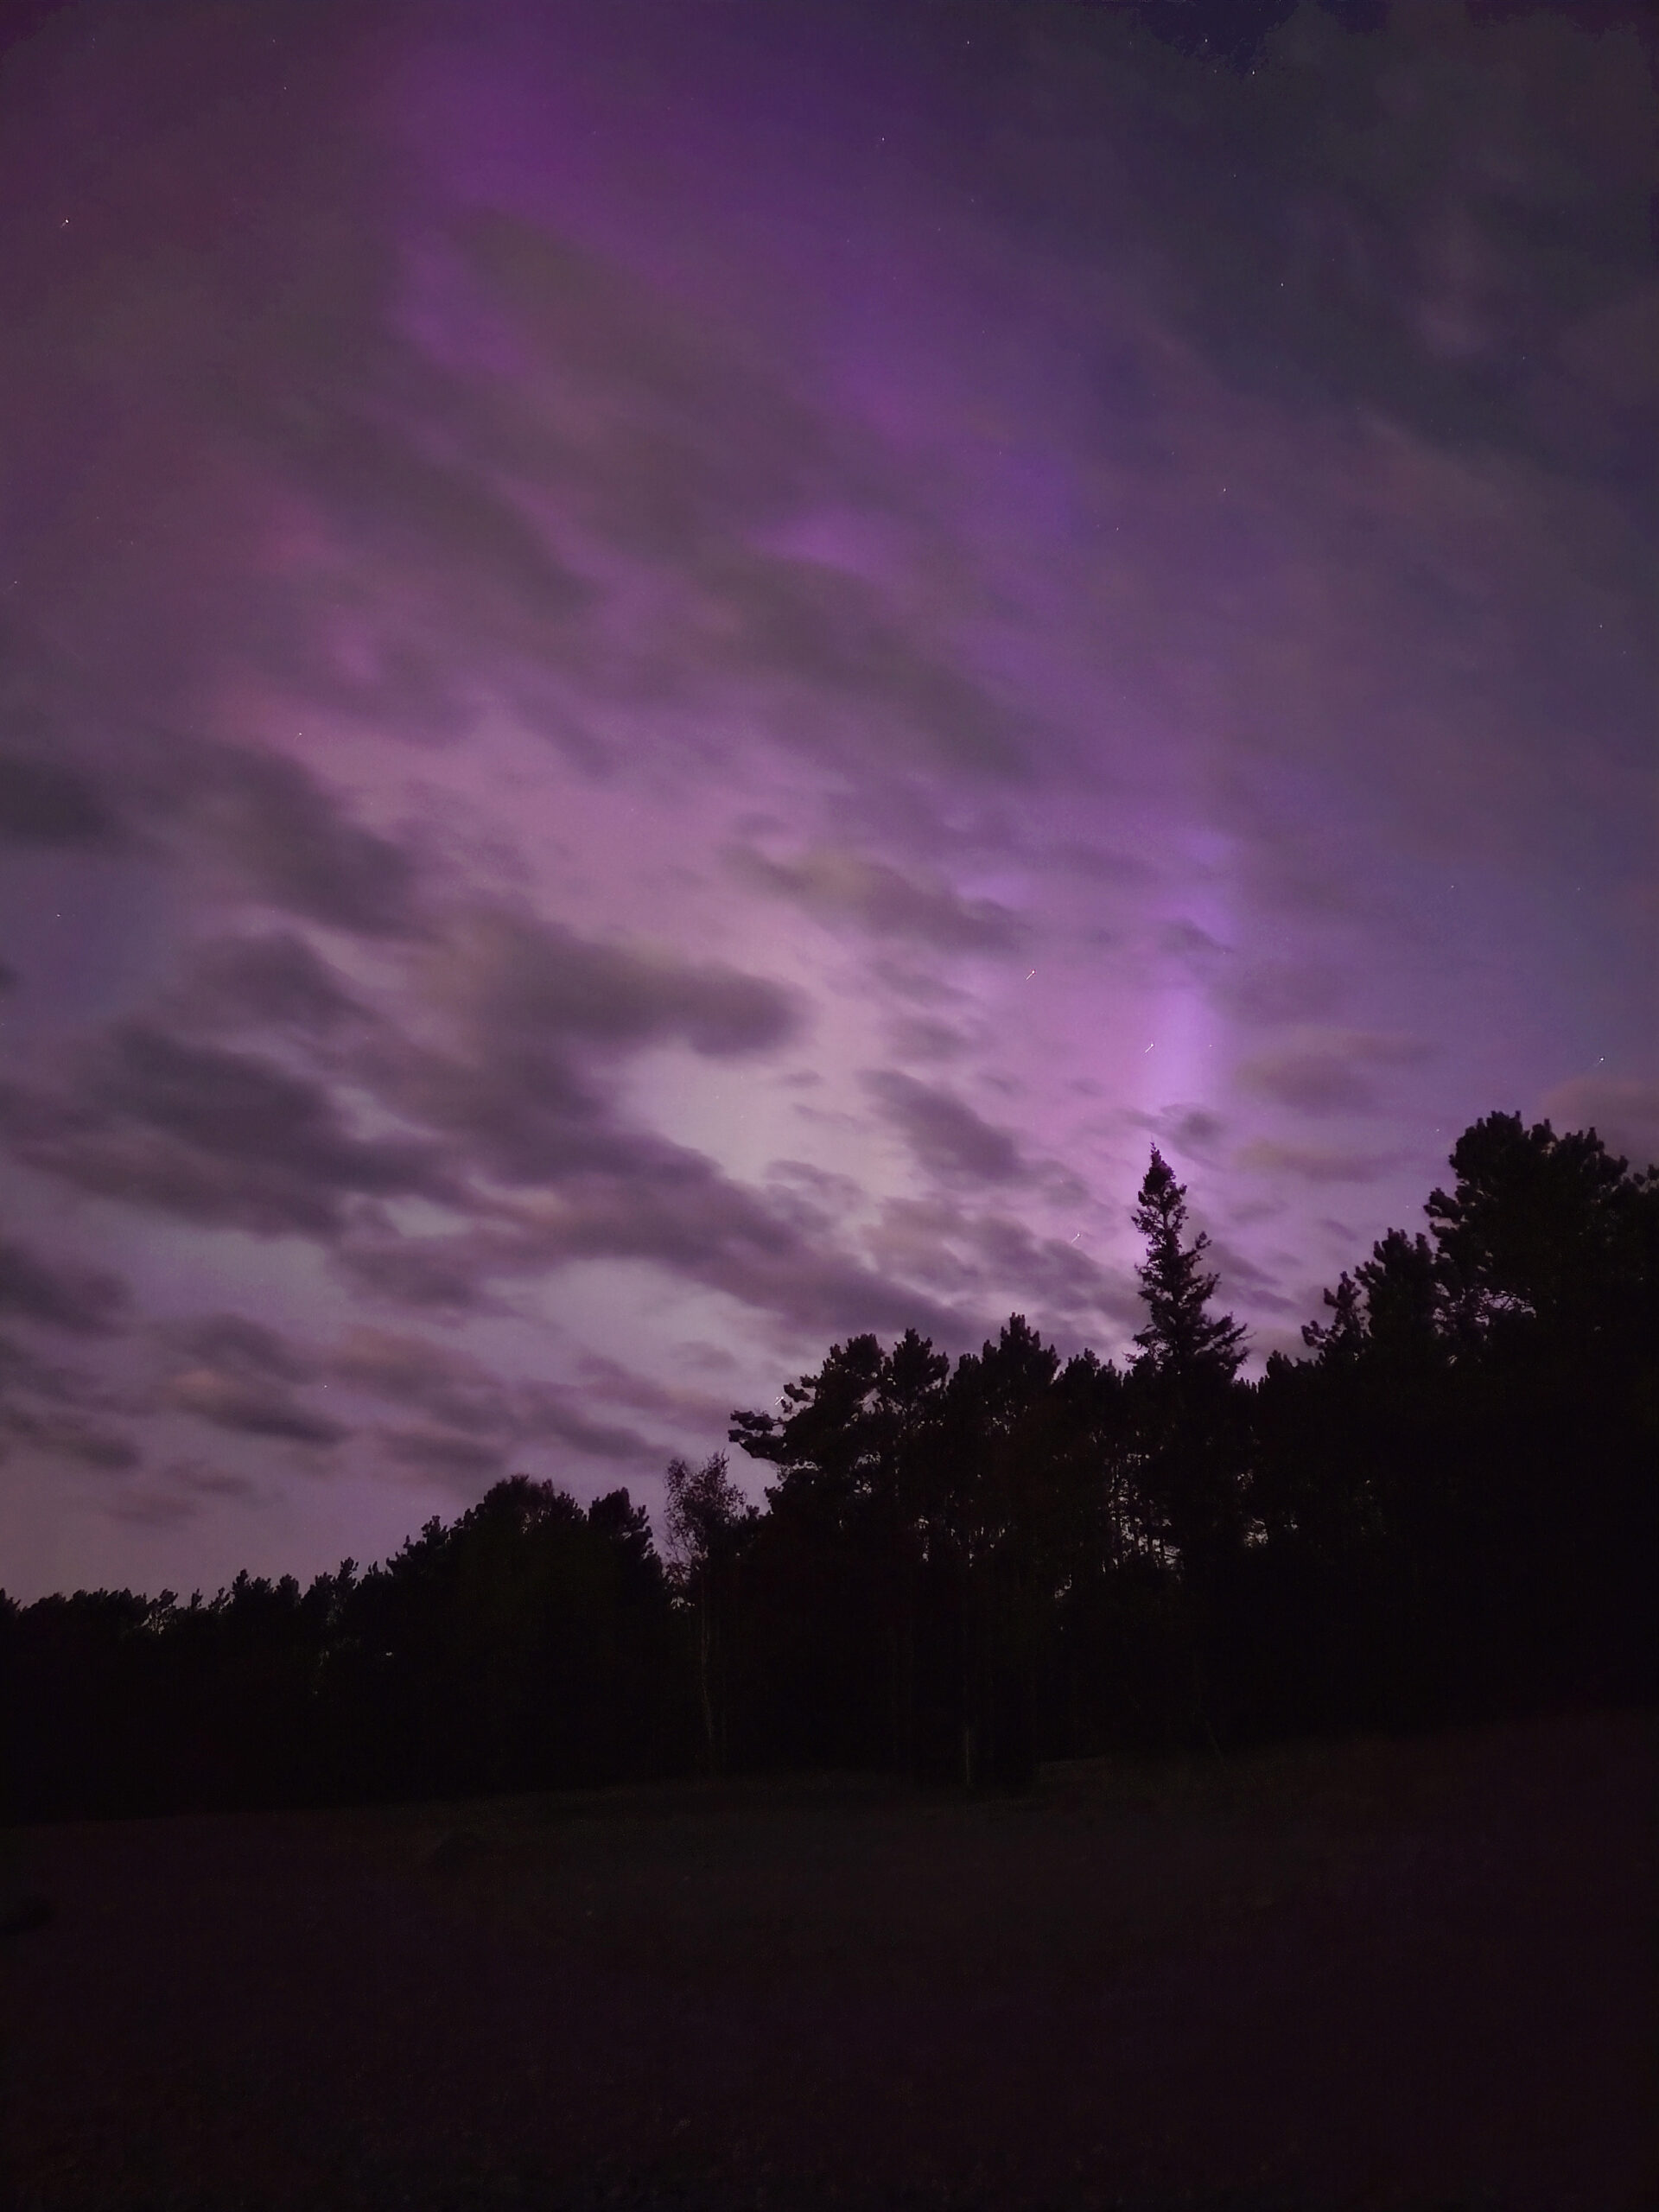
[4,1707,1655,2210]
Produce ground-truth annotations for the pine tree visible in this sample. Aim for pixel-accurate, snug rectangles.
[1301,1271,1365,1365]
[1127,1151,1249,1744]
[1131,1148,1246,1381]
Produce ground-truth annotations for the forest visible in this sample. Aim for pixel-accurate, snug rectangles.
[6,1110,1655,1821]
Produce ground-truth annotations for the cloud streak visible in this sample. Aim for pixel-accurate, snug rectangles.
[864,1070,1027,1185]
[0,1238,130,1336]
[1237,1033,1434,1119]
[728,844,1024,952]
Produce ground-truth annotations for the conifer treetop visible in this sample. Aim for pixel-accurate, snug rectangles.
[1131,1147,1247,1381]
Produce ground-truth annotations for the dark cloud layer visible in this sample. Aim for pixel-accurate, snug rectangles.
[1,1024,450,1235]
[1237,1032,1433,1117]
[729,845,1023,952]
[865,1070,1027,1185]
[174,932,367,1038]
[0,754,118,847]
[5,741,429,940]
[164,1313,315,1386]
[157,1313,346,1447]
[176,747,426,938]
[421,908,799,1059]
[162,1368,346,1447]
[865,1194,1141,1333]
[1233,1138,1406,1186]
[0,1321,139,1476]
[2,893,805,1250]
[0,1237,130,1335]
[337,1327,656,1484]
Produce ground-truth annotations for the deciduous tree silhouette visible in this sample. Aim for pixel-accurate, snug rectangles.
[664,1451,753,1771]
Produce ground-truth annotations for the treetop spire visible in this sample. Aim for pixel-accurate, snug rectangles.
[1131,1146,1246,1381]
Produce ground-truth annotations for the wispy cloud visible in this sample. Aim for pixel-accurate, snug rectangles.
[863,1069,1027,1185]
[1234,1140,1408,1186]
[0,1238,130,1335]
[728,845,1023,952]
[1236,1033,1434,1119]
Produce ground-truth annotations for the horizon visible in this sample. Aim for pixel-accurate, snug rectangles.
[1,0,1655,1604]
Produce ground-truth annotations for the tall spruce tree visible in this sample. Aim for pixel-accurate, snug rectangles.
[1126,1152,1250,1751]
[1131,1148,1246,1382]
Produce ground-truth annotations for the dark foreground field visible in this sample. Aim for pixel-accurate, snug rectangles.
[3,1710,1654,2212]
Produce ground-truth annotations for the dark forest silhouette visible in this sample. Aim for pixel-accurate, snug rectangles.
[5,1112,1655,1820]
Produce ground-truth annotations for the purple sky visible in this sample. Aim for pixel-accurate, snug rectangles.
[2,0,1654,1600]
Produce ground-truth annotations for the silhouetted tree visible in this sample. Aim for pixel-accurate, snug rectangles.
[939,1316,1070,1790]
[1132,1148,1248,1384]
[1422,1116,1659,1704]
[733,1332,947,1771]
[664,1451,754,1770]
[1123,1149,1251,1744]
[1427,1112,1643,1345]
[1128,1149,1249,1568]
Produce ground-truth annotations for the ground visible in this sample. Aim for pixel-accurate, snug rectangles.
[4,1708,1655,2210]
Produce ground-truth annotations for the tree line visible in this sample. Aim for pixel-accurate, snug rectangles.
[4,1112,1654,1819]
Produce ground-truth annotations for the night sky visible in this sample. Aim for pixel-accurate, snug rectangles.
[2,0,1654,1601]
